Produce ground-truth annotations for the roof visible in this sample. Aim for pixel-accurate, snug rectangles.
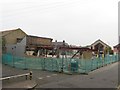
[84,45,91,48]
[91,39,111,47]
[27,35,53,40]
[114,43,120,48]
[59,47,93,51]
[52,42,69,46]
[0,28,26,37]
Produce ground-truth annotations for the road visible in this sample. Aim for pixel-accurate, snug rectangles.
[2,61,120,89]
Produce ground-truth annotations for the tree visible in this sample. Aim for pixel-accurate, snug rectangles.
[104,47,113,55]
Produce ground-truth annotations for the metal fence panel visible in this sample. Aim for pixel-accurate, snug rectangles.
[2,54,119,74]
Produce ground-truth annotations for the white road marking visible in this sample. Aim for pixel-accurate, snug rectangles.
[38,74,57,80]
[46,76,51,78]
[38,77,43,79]
[52,74,57,76]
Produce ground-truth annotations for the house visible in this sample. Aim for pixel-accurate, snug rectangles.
[0,28,53,56]
[86,39,111,55]
[0,28,26,45]
[113,43,120,54]
[0,28,27,55]
[51,40,69,58]
[25,35,53,56]
[52,40,95,58]
[52,40,69,47]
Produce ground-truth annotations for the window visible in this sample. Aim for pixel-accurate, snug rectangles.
[17,38,23,43]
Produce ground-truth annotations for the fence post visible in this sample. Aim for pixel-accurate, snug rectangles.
[52,58,53,71]
[91,59,93,71]
[85,60,87,73]
[2,54,5,64]
[96,55,98,68]
[29,71,32,80]
[12,54,15,68]
[25,75,27,80]
[43,58,45,70]
[61,56,64,72]
[24,57,27,70]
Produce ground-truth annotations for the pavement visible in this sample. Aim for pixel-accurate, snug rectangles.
[1,61,120,89]
[2,65,37,89]
[2,80,37,89]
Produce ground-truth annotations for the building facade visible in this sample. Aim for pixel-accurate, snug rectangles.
[86,39,111,54]
[25,35,53,56]
[0,28,27,56]
[113,44,120,54]
[0,28,53,56]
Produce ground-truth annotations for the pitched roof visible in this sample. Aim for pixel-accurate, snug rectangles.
[0,28,26,37]
[114,43,120,48]
[91,39,110,47]
[27,35,53,40]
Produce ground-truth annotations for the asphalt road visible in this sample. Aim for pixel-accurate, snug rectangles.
[2,61,120,89]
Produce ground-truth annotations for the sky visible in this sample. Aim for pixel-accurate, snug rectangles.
[0,0,119,47]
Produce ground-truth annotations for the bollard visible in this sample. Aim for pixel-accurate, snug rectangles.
[25,75,27,80]
[29,71,32,80]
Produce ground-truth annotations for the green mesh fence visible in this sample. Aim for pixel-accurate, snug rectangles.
[2,54,119,74]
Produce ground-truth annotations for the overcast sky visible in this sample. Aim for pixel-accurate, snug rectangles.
[0,0,119,47]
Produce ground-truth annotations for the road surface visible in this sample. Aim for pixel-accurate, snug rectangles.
[2,61,120,89]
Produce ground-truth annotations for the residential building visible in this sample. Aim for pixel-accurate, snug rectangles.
[25,35,53,56]
[0,28,27,55]
[52,40,69,58]
[52,40,69,48]
[113,43,120,54]
[86,39,111,54]
[0,28,53,56]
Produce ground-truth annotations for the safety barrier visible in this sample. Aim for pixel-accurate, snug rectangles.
[2,54,119,74]
[0,71,32,81]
